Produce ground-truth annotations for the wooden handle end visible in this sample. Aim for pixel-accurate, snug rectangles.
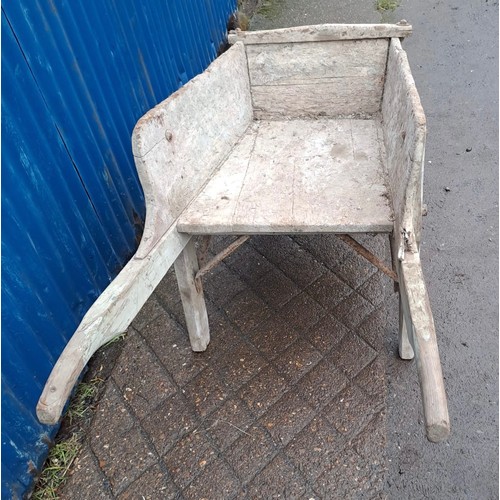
[426,420,450,443]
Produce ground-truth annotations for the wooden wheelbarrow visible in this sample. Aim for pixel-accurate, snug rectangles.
[37,23,450,442]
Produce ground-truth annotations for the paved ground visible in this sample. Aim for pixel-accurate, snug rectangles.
[60,234,393,498]
[58,0,498,498]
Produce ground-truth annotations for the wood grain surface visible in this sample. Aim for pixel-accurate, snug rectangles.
[178,118,393,234]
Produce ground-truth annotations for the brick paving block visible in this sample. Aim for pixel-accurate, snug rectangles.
[276,243,326,289]
[183,458,240,500]
[141,392,198,457]
[245,452,309,498]
[90,426,156,496]
[328,332,377,380]
[184,366,230,418]
[353,356,387,411]
[312,448,386,499]
[355,232,389,257]
[117,463,179,500]
[357,270,392,307]
[112,331,176,420]
[59,444,112,499]
[295,358,349,411]
[212,339,267,391]
[294,234,351,273]
[285,416,346,481]
[92,381,135,437]
[163,430,217,489]
[203,302,245,356]
[276,291,326,335]
[332,292,375,331]
[202,263,247,306]
[356,305,389,352]
[330,246,377,291]
[259,389,315,447]
[303,234,378,290]
[131,293,165,331]
[250,267,301,310]
[304,314,349,354]
[224,243,275,285]
[238,365,288,418]
[223,424,277,483]
[272,338,323,384]
[247,315,298,360]
[208,235,240,254]
[250,234,296,265]
[351,410,387,459]
[164,296,188,331]
[305,271,353,311]
[290,233,319,248]
[141,311,207,387]
[321,384,381,440]
[204,397,254,451]
[223,288,272,332]
[153,268,179,304]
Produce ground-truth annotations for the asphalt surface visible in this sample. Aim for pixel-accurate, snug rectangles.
[252,0,499,498]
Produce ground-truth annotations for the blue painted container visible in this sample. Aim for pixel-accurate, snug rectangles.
[1,1,235,496]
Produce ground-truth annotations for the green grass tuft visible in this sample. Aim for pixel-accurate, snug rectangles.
[376,0,400,12]
[33,328,125,498]
[100,332,127,350]
[66,376,103,424]
[32,434,81,499]
[257,0,284,18]
[33,375,105,498]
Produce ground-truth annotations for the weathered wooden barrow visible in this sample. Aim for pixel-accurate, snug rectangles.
[37,23,449,442]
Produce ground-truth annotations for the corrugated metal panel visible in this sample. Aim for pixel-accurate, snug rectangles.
[1,0,236,497]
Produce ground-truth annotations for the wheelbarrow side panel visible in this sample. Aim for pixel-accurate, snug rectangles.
[382,38,450,442]
[132,42,253,258]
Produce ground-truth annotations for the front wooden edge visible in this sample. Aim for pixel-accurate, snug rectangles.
[228,23,412,45]
[400,251,450,443]
[37,331,96,424]
[36,225,190,425]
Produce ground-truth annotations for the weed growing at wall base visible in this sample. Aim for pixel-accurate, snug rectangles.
[376,0,400,12]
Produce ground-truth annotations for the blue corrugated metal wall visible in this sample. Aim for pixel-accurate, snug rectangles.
[1,1,236,496]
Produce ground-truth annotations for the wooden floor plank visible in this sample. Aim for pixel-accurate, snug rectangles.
[178,118,393,234]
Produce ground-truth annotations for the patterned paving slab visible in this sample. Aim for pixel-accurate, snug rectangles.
[60,234,394,499]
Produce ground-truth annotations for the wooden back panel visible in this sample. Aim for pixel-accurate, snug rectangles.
[246,38,389,119]
[228,24,416,119]
[132,42,252,257]
[381,38,426,251]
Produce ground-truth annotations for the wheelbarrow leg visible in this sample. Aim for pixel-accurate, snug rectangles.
[399,293,415,360]
[397,251,450,442]
[174,238,210,352]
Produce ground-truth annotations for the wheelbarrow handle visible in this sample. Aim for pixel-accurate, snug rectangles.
[399,251,450,443]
